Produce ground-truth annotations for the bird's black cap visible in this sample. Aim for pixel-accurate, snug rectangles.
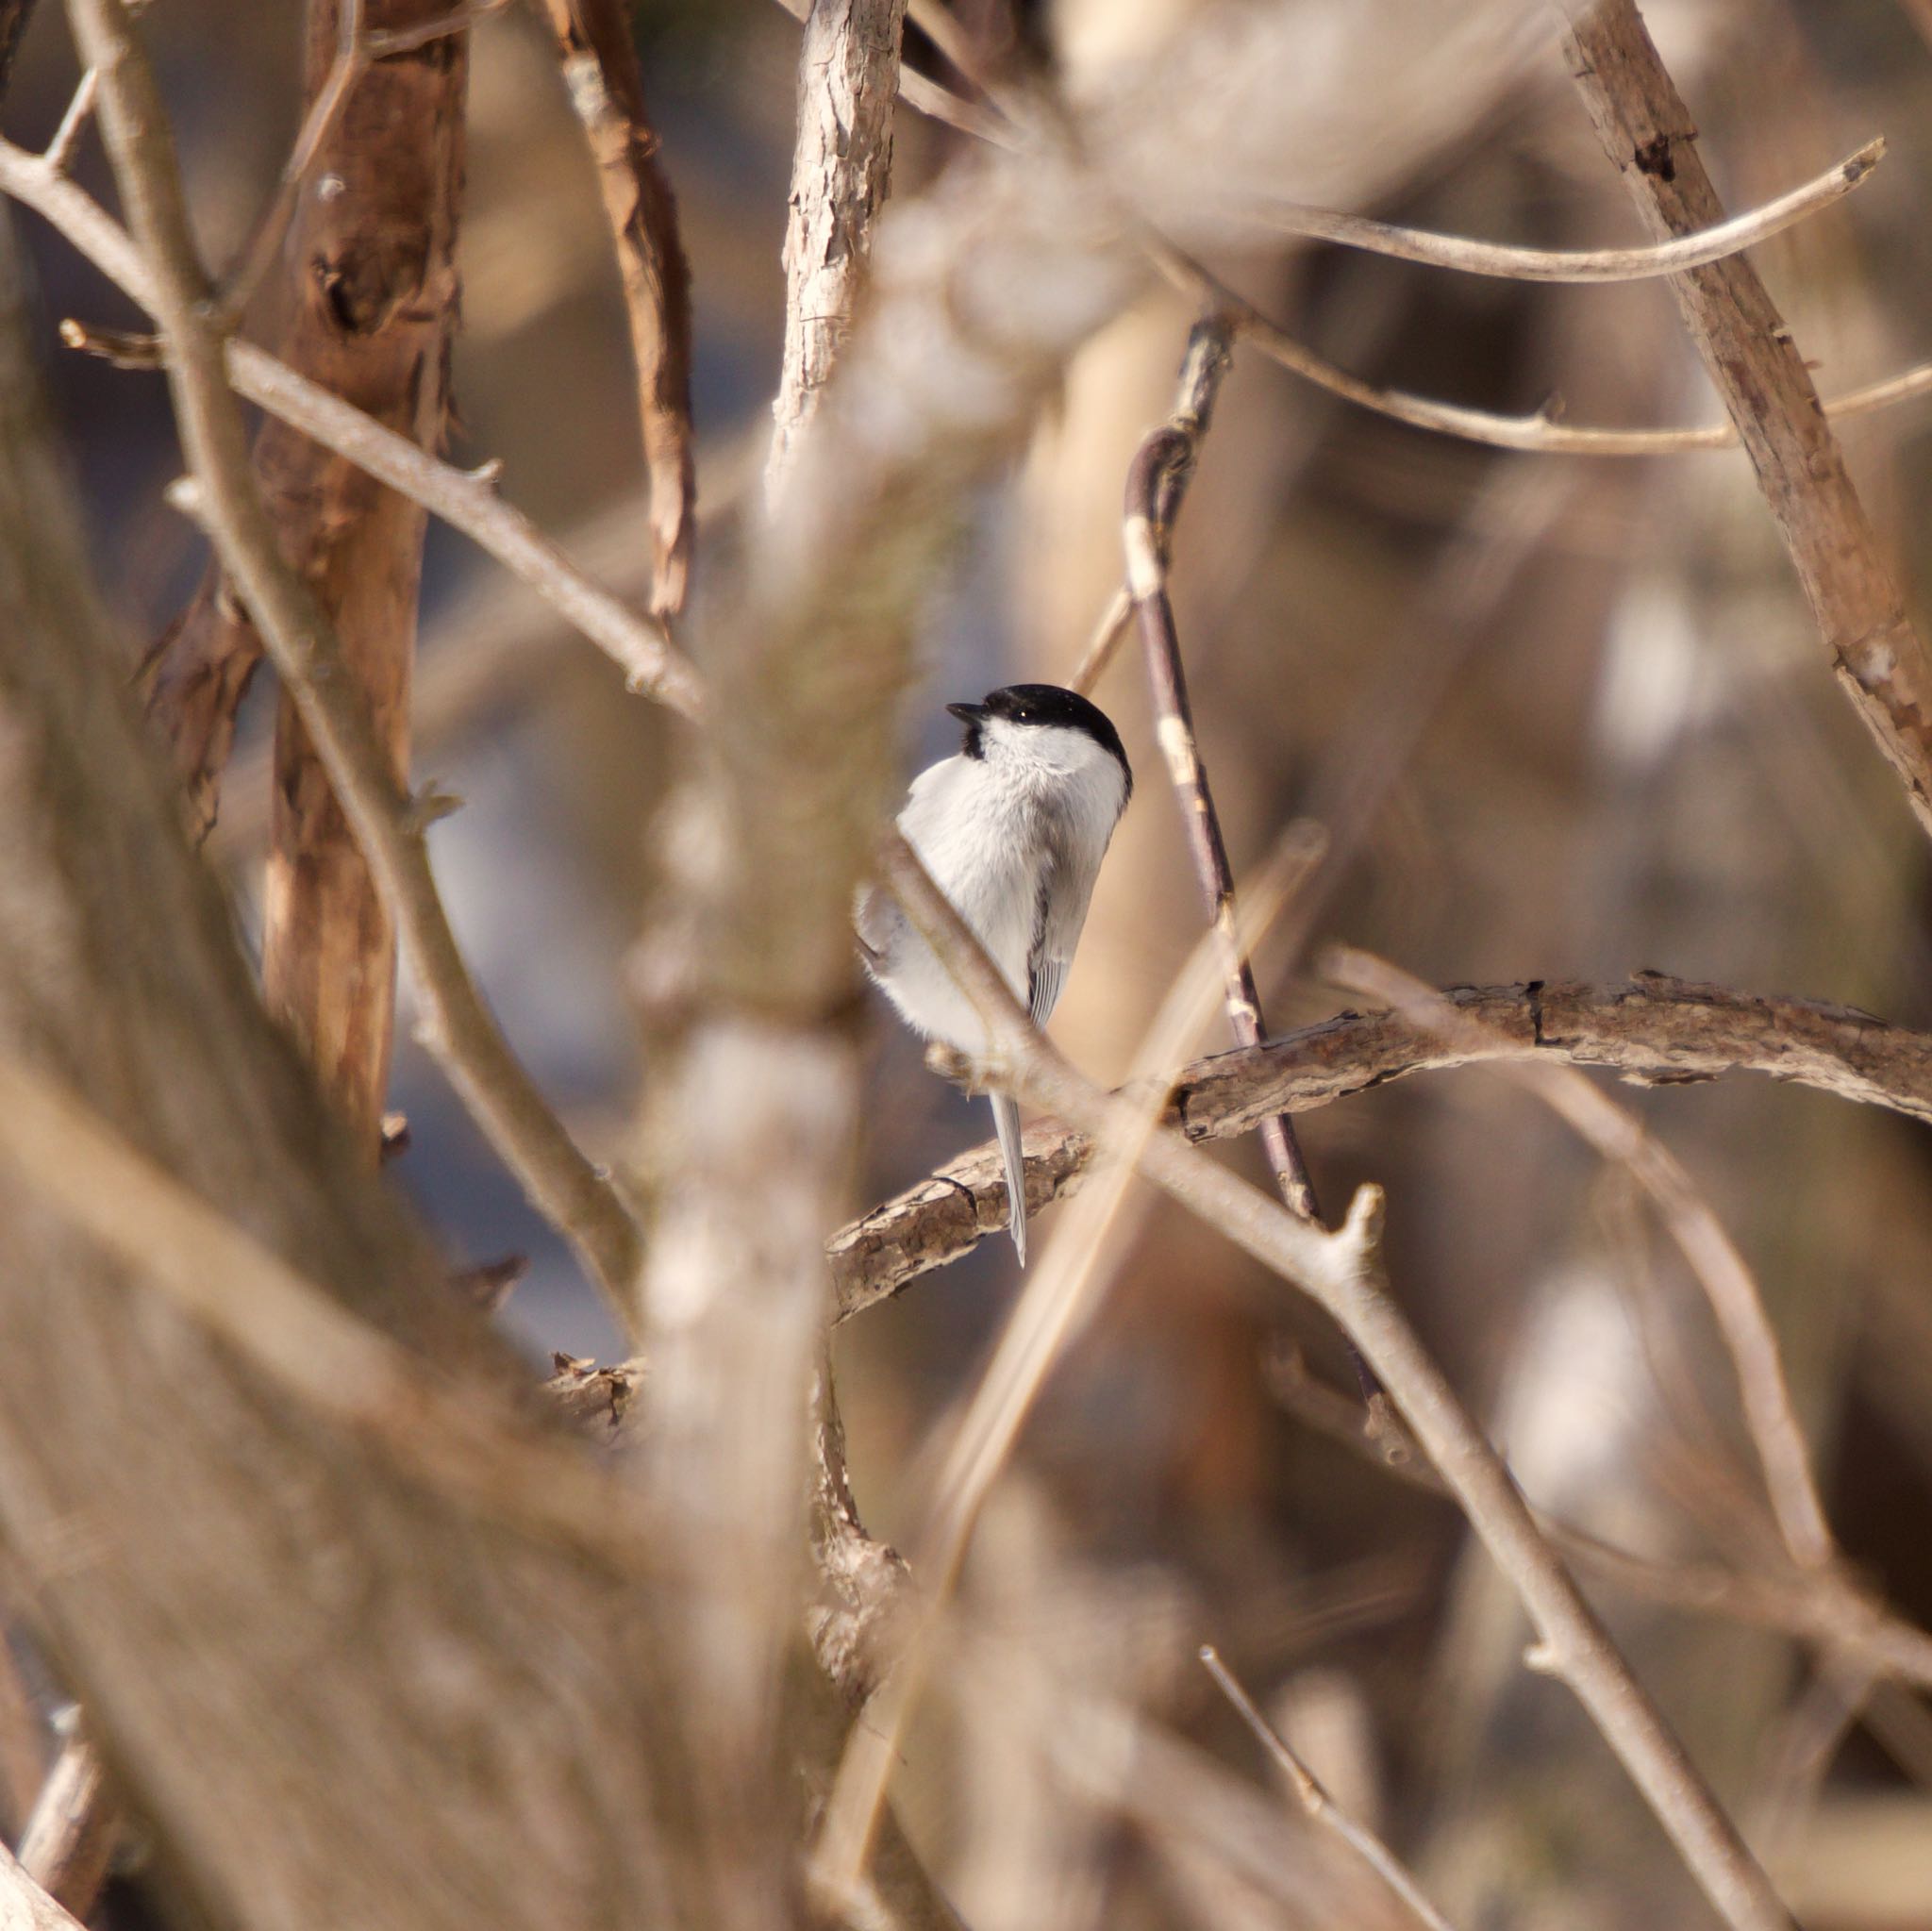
[947,684,1132,794]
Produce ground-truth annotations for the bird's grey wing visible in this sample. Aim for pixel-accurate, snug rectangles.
[1025,827,1102,1027]
[853,877,900,974]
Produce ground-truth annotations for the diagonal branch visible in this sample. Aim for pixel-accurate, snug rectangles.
[829,974,1932,1315]
[538,0,695,615]
[1325,949,1833,1573]
[0,141,701,714]
[67,0,642,1314]
[872,839,1792,1931]
[1561,0,1932,838]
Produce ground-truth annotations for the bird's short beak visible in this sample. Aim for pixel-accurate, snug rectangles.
[946,701,990,724]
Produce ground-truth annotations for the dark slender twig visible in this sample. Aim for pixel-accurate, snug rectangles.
[1124,317,1320,1224]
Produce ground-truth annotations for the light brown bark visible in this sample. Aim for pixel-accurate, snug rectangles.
[1562,0,1932,838]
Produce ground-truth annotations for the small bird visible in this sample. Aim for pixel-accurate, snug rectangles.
[860,683,1132,1263]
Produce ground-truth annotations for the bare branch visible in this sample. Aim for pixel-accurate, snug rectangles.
[832,973,1932,1316]
[0,141,702,714]
[15,1726,113,1921]
[64,0,642,1310]
[538,0,695,615]
[1561,0,1932,838]
[1324,950,1832,1572]
[1125,316,1321,1225]
[1199,1646,1461,1931]
[0,1843,86,1931]
[768,0,908,480]
[1154,240,1932,458]
[1225,138,1880,283]
[873,840,1792,1931]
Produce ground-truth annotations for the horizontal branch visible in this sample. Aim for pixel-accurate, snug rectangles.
[1153,242,1932,457]
[831,973,1932,1316]
[1234,136,1880,283]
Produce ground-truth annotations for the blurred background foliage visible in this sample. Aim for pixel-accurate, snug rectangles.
[8,0,1932,1923]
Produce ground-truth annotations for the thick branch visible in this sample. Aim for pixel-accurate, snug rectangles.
[256,0,466,1151]
[0,1845,85,1931]
[768,0,907,478]
[831,974,1932,1315]
[538,0,694,615]
[1562,0,1932,837]
[67,0,641,1311]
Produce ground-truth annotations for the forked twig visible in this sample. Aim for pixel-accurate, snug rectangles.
[1324,948,1833,1573]
[0,141,702,714]
[1152,238,1932,458]
[1199,1645,1461,1931]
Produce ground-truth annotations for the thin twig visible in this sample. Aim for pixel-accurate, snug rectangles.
[768,0,908,482]
[1221,138,1880,283]
[1199,1645,1461,1931]
[1125,316,1320,1225]
[0,141,702,713]
[42,71,98,175]
[1152,239,1932,458]
[830,972,1932,1317]
[872,839,1792,1931]
[538,0,695,614]
[1262,1345,1932,1695]
[1561,0,1932,839]
[1324,948,1834,1574]
[64,0,643,1312]
[16,1724,113,1920]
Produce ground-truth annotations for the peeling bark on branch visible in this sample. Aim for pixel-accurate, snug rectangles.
[258,0,467,1153]
[768,0,908,479]
[831,974,1932,1316]
[538,0,694,615]
[1561,0,1932,839]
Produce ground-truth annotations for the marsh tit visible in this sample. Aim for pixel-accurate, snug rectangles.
[859,683,1132,1264]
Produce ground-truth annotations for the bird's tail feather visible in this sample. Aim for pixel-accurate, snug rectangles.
[991,1092,1028,1266]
